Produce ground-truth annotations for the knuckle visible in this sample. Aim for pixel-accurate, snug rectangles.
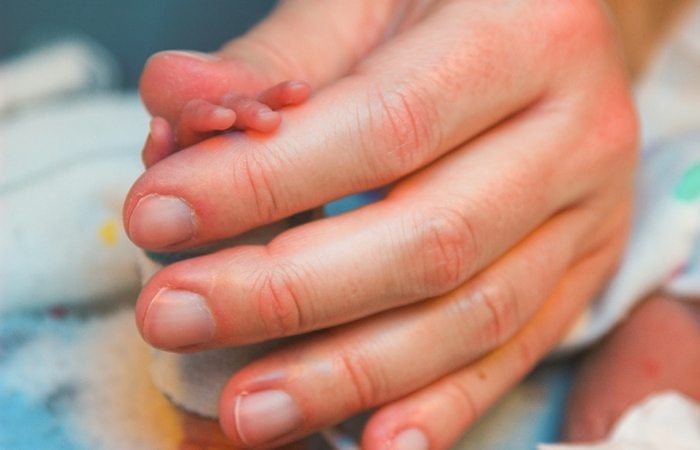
[230,149,284,224]
[336,348,387,411]
[412,208,476,295]
[367,85,440,179]
[251,265,304,337]
[469,279,521,348]
[441,379,479,425]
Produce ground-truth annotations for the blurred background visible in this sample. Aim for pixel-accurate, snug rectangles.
[0,0,276,88]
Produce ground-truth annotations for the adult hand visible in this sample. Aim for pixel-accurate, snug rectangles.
[124,0,638,448]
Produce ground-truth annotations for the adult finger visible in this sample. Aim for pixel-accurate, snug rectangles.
[212,204,628,448]
[134,105,618,350]
[360,229,629,450]
[126,1,617,250]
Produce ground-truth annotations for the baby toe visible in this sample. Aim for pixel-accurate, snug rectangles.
[221,92,281,133]
[140,50,232,123]
[176,99,237,147]
[257,80,311,110]
[181,99,237,132]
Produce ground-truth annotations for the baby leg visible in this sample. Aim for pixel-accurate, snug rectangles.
[563,294,700,442]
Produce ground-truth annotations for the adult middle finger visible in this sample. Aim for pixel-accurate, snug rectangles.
[210,198,624,448]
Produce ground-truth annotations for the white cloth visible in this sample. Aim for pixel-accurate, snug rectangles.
[539,392,700,450]
[0,93,145,313]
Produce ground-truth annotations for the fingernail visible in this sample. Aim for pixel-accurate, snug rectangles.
[234,390,303,446]
[128,195,195,248]
[388,428,429,450]
[161,50,220,62]
[143,289,214,348]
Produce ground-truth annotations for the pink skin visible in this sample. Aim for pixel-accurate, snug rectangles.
[564,295,700,442]
[137,47,697,450]
[142,80,310,168]
[138,51,310,447]
[127,1,641,448]
[139,54,312,449]
[175,292,700,449]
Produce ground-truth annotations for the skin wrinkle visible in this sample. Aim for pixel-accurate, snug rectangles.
[250,200,600,440]
[128,0,646,447]
[474,280,521,351]
[352,10,549,156]
[150,87,616,342]
[373,85,442,177]
[230,148,277,226]
[414,208,476,295]
[452,208,579,356]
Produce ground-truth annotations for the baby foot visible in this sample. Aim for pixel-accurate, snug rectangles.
[563,295,700,442]
[142,80,310,167]
[139,50,310,167]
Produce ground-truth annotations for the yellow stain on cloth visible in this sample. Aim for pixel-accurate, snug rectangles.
[98,219,119,247]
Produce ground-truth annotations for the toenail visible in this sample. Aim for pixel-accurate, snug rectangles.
[234,390,303,446]
[388,428,429,450]
[212,106,237,121]
[257,109,277,119]
[143,288,215,348]
[128,194,196,248]
[160,50,221,62]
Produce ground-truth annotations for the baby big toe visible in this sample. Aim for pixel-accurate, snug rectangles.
[140,50,228,123]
